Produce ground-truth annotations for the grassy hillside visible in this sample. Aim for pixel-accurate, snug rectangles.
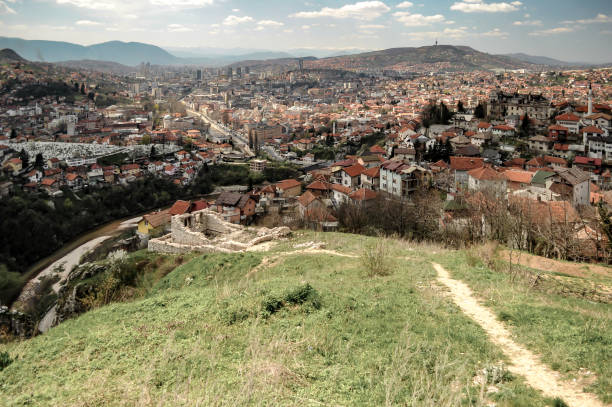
[0,232,609,406]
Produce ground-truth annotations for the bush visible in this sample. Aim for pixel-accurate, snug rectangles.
[553,398,569,407]
[0,351,13,371]
[261,283,321,317]
[0,265,23,306]
[362,239,391,277]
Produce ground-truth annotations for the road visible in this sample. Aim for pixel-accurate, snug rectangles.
[185,106,255,158]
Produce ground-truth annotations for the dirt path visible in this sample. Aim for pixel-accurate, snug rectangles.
[432,263,605,407]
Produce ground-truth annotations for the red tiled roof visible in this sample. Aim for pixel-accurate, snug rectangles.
[549,124,569,131]
[331,184,352,194]
[362,166,380,178]
[276,179,301,190]
[169,200,191,215]
[297,191,318,207]
[449,156,484,171]
[306,180,331,190]
[477,122,491,129]
[555,113,580,122]
[343,164,366,177]
[504,170,533,184]
[191,200,209,212]
[467,167,504,181]
[580,126,604,134]
[574,156,602,166]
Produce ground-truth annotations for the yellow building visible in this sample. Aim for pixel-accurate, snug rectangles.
[137,210,171,236]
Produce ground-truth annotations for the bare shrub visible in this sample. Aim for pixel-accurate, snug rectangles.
[362,238,391,277]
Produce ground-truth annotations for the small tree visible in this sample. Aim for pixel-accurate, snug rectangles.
[9,128,16,139]
[457,100,465,113]
[34,153,44,169]
[19,149,29,168]
[149,145,156,159]
[474,103,486,119]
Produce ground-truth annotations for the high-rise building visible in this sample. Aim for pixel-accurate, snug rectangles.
[244,66,250,75]
[236,67,242,77]
[196,69,202,81]
[226,67,233,78]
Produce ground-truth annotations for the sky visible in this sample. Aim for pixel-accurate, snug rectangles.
[0,0,611,62]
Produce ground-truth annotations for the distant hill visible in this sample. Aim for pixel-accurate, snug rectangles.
[0,37,180,66]
[502,53,577,66]
[55,59,135,75]
[0,48,26,63]
[228,56,317,70]
[305,45,536,72]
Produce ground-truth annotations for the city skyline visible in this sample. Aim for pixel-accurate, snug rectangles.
[0,0,611,62]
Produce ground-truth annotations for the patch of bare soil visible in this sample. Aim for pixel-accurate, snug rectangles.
[433,262,605,407]
[499,250,612,279]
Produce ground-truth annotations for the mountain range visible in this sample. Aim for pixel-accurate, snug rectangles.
[0,36,605,72]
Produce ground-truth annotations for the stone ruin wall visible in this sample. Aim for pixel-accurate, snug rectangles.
[148,209,290,254]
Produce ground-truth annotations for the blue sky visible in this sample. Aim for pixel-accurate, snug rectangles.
[0,0,611,62]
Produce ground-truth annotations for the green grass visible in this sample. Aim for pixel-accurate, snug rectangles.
[436,249,612,403]
[0,233,571,406]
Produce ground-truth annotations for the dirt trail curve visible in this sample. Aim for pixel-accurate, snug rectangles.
[432,263,606,407]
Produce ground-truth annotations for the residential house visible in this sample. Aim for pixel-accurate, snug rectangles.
[528,135,552,153]
[348,188,377,207]
[504,170,533,190]
[549,167,591,207]
[331,184,352,206]
[305,180,333,198]
[360,166,380,191]
[65,173,83,190]
[467,167,507,196]
[555,113,580,133]
[275,179,302,198]
[449,156,485,186]
[137,210,171,236]
[341,164,366,189]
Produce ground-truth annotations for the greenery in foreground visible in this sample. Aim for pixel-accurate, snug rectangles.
[0,232,580,406]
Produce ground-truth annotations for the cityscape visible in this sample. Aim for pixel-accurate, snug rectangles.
[0,1,611,406]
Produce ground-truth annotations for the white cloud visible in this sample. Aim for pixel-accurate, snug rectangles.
[56,0,116,10]
[359,24,385,29]
[302,25,311,29]
[450,0,522,13]
[529,26,575,36]
[562,14,612,25]
[232,8,239,12]
[0,0,16,14]
[290,1,390,20]
[149,0,214,6]
[403,27,468,39]
[222,15,254,26]
[481,27,507,37]
[76,19,102,26]
[167,23,193,32]
[513,19,541,26]
[257,20,284,27]
[396,1,413,8]
[393,11,445,26]
[56,0,214,12]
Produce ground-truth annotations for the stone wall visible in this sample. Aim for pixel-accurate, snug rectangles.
[148,209,290,254]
